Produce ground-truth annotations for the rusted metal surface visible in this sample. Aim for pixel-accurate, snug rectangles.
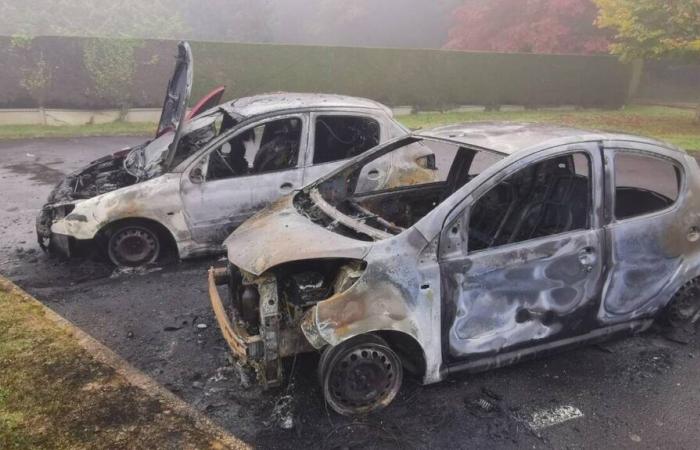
[213,123,700,405]
[208,268,262,361]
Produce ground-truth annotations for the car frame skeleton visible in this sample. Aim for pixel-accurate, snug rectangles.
[36,42,409,266]
[210,122,700,415]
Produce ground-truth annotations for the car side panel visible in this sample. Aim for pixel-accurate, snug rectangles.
[599,143,700,322]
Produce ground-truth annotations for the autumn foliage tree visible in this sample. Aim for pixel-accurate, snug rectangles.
[445,0,610,54]
[595,0,700,121]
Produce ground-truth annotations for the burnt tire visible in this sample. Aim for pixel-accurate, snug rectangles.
[107,223,161,267]
[319,334,403,416]
[663,279,700,328]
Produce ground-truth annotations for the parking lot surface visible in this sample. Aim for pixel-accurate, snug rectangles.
[2,136,700,449]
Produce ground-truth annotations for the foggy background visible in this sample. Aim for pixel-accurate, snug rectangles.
[1,0,461,49]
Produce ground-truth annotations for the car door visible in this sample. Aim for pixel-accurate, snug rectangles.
[301,112,384,184]
[180,114,308,244]
[600,145,686,319]
[439,144,605,360]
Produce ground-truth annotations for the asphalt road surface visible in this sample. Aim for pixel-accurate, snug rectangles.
[2,137,700,449]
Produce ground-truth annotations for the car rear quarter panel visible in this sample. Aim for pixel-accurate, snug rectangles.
[599,143,700,322]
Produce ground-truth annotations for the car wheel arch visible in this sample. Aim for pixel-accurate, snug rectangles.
[97,217,179,259]
[318,329,428,379]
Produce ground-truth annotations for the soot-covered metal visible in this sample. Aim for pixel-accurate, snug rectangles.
[211,123,700,415]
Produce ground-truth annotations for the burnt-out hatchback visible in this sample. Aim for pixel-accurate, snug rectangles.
[210,122,700,415]
[36,42,413,267]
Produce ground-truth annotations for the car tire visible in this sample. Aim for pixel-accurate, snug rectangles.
[318,334,403,416]
[662,278,700,328]
[107,223,161,267]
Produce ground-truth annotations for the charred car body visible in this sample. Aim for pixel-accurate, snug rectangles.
[211,122,700,415]
[37,42,413,266]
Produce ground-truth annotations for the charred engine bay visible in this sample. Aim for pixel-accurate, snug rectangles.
[229,259,364,336]
[48,148,142,203]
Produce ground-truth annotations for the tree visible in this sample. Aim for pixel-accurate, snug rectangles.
[445,0,610,54]
[595,0,700,121]
[0,0,186,113]
[0,0,185,39]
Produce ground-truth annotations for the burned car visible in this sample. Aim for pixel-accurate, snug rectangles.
[37,42,415,266]
[210,122,700,415]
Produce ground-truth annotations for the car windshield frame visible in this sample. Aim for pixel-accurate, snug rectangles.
[296,135,505,240]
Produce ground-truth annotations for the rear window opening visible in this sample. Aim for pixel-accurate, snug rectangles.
[313,116,381,164]
[614,152,682,220]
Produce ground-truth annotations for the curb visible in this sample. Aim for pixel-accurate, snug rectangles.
[0,274,249,450]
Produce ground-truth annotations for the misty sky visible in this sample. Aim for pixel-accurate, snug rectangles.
[1,0,462,49]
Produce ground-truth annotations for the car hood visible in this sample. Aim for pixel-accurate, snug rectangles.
[224,195,373,276]
[158,41,193,170]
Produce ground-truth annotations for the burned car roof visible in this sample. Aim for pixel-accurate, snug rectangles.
[222,92,393,118]
[417,122,681,155]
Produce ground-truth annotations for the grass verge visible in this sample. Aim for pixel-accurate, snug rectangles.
[0,106,697,152]
[400,106,700,152]
[0,280,241,450]
[0,122,155,140]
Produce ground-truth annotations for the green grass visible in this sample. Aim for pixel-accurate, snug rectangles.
[400,105,700,152]
[0,281,237,449]
[0,105,697,151]
[0,122,155,140]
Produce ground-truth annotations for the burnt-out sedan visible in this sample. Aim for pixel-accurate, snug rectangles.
[36,42,415,266]
[210,122,700,415]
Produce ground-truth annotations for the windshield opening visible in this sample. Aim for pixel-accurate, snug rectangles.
[129,109,239,179]
[296,137,503,240]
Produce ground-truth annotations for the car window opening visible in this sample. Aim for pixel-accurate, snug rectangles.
[206,117,302,181]
[614,152,681,220]
[314,116,380,164]
[468,152,592,252]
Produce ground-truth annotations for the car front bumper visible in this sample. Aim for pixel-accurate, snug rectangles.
[208,266,314,388]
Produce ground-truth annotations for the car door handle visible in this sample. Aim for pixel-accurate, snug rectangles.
[688,227,700,242]
[578,247,596,272]
[279,182,294,193]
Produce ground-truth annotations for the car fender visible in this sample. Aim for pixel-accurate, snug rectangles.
[51,173,189,243]
[300,230,444,384]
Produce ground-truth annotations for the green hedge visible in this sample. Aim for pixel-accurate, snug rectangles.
[0,36,632,110]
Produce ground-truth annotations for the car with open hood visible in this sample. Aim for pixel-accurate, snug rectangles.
[210,122,700,415]
[36,42,417,266]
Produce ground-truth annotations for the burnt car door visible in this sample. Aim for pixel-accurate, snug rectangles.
[180,114,308,244]
[600,145,686,319]
[439,144,605,360]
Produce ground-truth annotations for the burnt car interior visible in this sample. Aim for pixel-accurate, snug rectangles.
[207,117,302,180]
[468,153,591,251]
[313,116,380,164]
[300,138,503,238]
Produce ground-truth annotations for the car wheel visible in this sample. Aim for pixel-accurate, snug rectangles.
[319,334,403,416]
[663,279,700,328]
[107,224,161,267]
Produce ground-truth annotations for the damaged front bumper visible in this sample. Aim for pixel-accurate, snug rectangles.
[208,266,313,388]
[36,203,74,257]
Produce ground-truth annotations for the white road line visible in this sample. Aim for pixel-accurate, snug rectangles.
[527,405,585,431]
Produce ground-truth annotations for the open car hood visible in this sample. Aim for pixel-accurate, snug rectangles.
[158,41,193,170]
[224,196,373,276]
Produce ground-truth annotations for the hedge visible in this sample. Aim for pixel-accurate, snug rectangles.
[0,36,632,110]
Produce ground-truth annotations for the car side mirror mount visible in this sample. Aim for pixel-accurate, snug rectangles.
[190,166,205,184]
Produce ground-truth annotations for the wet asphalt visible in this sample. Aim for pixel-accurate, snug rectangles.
[1,136,700,449]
